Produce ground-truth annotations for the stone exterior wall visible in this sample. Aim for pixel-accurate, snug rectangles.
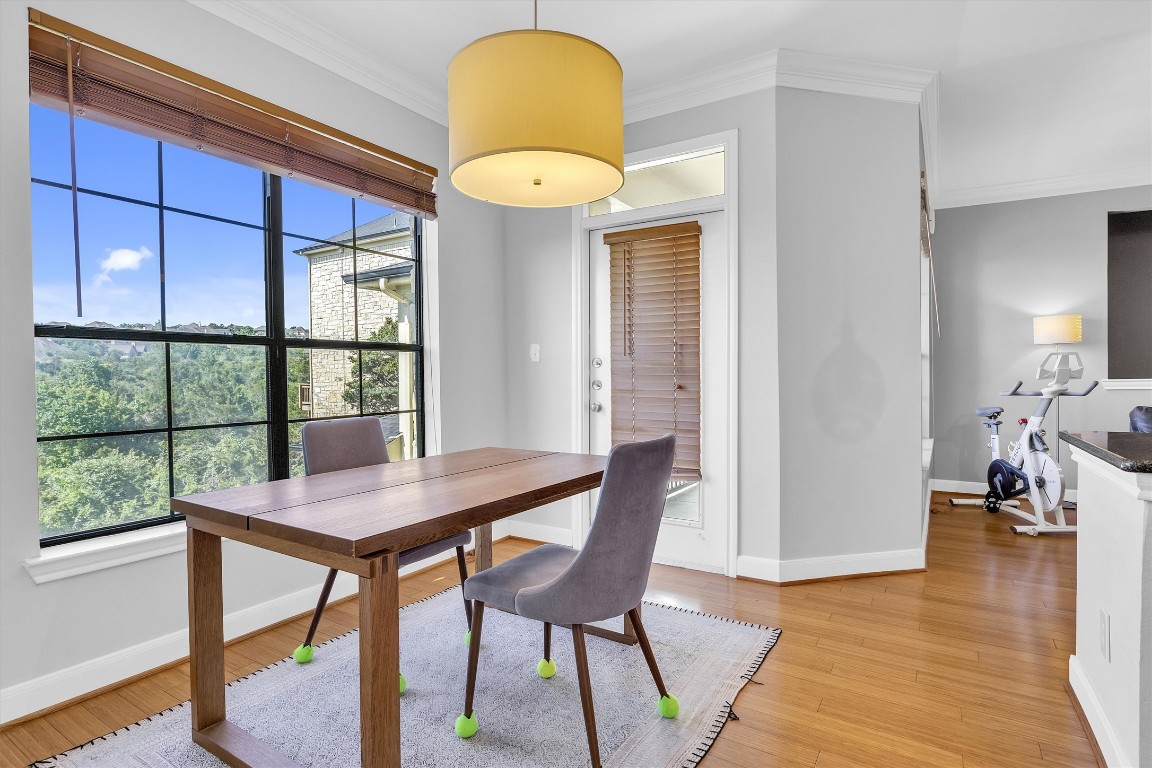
[305,238,414,420]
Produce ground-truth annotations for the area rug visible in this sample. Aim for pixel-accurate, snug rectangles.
[37,588,780,768]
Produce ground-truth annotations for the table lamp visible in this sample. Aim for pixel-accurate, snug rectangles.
[1033,314,1084,389]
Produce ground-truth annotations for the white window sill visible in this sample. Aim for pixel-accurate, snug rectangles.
[1101,379,1152,390]
[22,522,187,585]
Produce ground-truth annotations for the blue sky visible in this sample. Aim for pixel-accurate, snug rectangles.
[30,104,399,331]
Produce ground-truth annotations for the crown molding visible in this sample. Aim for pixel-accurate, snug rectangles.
[187,0,448,125]
[934,166,1152,209]
[624,48,937,124]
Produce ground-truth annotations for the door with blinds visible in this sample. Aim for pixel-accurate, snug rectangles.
[588,212,730,573]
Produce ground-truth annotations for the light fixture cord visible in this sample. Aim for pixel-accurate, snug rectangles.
[534,0,538,29]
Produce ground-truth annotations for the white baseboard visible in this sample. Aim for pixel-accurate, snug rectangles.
[1068,654,1132,768]
[0,571,359,724]
[504,520,573,547]
[930,478,1077,503]
[736,547,925,584]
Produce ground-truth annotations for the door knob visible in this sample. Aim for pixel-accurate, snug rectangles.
[590,402,603,412]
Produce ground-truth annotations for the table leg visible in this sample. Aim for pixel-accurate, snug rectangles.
[188,527,225,732]
[475,523,493,572]
[360,552,401,768]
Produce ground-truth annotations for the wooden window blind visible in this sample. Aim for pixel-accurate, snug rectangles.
[606,222,701,480]
[27,10,437,219]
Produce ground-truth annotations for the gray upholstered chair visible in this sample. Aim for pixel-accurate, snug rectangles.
[1131,405,1152,433]
[293,417,473,689]
[453,433,678,767]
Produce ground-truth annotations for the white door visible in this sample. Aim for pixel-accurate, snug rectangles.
[588,211,730,573]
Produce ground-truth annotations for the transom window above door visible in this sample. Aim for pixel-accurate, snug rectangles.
[587,146,724,216]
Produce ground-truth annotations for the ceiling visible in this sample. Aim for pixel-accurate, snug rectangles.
[192,0,1151,206]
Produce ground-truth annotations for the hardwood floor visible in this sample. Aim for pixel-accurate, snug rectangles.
[0,492,1093,768]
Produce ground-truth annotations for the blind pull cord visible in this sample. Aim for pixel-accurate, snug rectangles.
[66,37,83,317]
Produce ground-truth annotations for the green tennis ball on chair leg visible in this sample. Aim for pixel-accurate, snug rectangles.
[454,712,478,738]
[536,658,556,679]
[659,694,680,718]
[293,644,314,664]
[398,673,407,694]
[464,630,471,646]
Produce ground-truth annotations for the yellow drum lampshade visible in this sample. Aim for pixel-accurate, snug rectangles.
[1033,314,1082,345]
[448,30,624,207]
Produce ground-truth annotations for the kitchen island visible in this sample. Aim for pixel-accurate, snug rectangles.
[1060,430,1152,768]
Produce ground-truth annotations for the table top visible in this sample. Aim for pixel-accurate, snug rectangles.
[1059,431,1152,473]
[173,447,607,558]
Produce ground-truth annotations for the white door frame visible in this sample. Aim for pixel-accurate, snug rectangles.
[569,130,740,577]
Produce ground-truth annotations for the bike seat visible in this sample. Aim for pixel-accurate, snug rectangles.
[976,407,1003,419]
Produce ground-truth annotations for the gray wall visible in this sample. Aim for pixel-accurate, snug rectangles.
[932,186,1152,489]
[775,88,924,559]
[501,206,578,529]
[0,0,507,696]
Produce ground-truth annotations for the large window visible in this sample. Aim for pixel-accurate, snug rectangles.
[31,103,425,545]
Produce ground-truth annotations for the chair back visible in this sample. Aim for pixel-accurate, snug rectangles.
[1131,406,1152,433]
[515,434,676,624]
[301,417,389,476]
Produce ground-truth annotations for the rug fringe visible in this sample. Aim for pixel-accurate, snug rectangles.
[678,626,782,768]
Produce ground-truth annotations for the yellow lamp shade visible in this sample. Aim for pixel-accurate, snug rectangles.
[448,30,623,207]
[1033,314,1082,345]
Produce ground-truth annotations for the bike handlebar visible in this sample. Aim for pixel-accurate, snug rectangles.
[999,380,1099,397]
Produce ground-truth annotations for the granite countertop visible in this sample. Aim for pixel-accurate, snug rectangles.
[1059,431,1152,473]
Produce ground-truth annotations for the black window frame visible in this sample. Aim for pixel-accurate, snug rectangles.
[33,128,426,547]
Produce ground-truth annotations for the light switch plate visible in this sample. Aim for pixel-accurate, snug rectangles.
[529,343,540,363]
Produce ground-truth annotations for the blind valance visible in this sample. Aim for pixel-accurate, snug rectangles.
[607,221,702,480]
[28,11,437,219]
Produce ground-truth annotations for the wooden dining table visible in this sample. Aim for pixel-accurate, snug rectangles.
[173,447,607,768]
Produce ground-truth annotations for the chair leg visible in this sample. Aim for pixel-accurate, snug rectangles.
[537,622,557,678]
[294,568,338,663]
[463,601,485,717]
[626,607,669,698]
[570,624,602,768]
[455,546,473,627]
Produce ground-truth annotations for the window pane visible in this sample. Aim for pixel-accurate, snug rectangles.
[282,176,352,241]
[350,209,414,257]
[360,349,417,415]
[171,344,267,427]
[376,413,420,461]
[33,187,163,327]
[165,212,266,334]
[36,338,166,437]
[91,195,162,326]
[38,433,169,539]
[294,348,360,418]
[30,103,71,185]
[75,117,159,203]
[355,262,419,347]
[173,425,268,495]
[588,147,724,216]
[162,143,264,226]
[288,422,306,477]
[31,183,79,325]
[286,236,356,341]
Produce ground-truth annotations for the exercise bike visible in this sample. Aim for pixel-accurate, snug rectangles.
[949,351,1097,536]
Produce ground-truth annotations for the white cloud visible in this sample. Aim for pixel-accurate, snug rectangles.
[94,246,153,286]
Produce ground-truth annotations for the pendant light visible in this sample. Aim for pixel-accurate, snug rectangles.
[448,0,624,207]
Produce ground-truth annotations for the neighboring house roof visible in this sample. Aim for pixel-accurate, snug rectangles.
[294,212,411,256]
[341,263,414,285]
